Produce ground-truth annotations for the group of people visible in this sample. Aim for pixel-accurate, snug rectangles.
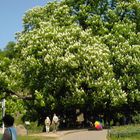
[1,113,59,140]
[45,113,59,133]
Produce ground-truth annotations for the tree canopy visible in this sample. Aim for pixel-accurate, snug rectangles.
[0,0,140,126]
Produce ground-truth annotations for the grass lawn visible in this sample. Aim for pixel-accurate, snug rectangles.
[0,134,58,140]
[108,135,140,140]
[108,124,140,140]
[19,136,58,140]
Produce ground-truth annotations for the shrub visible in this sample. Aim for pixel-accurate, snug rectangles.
[132,113,140,124]
[26,122,43,133]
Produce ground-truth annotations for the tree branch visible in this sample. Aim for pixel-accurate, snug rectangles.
[0,87,33,100]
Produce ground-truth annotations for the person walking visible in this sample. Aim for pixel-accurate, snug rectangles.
[1,114,17,140]
[45,116,51,133]
[52,114,59,132]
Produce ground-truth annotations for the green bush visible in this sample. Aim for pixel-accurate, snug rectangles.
[26,122,43,133]
[132,113,140,124]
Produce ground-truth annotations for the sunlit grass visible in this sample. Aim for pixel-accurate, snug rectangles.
[108,135,140,140]
[108,124,140,140]
[19,135,58,140]
[0,134,58,140]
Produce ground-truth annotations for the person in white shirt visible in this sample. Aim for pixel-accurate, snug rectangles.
[45,116,51,133]
[52,114,59,132]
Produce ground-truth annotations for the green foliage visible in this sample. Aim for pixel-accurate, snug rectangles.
[0,0,140,126]
[5,99,26,117]
[4,41,16,59]
[27,121,43,133]
[132,112,140,124]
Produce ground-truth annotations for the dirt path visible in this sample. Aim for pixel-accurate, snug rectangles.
[61,129,108,140]
[30,129,108,140]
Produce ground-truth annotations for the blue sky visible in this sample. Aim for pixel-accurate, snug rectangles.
[0,0,56,50]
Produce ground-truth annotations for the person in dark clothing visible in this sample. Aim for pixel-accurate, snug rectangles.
[1,114,17,140]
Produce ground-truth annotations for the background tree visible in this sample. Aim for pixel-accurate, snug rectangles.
[0,0,140,128]
[4,41,16,59]
[0,41,26,123]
